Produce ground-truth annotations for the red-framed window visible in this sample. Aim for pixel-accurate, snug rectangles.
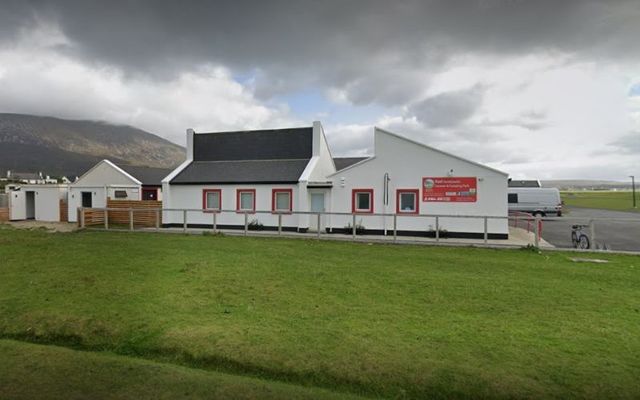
[202,189,222,212]
[396,189,419,214]
[236,189,256,213]
[272,188,293,213]
[351,188,374,213]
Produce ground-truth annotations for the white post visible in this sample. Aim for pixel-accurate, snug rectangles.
[244,212,248,236]
[435,216,440,242]
[483,217,488,244]
[317,213,321,239]
[213,212,217,233]
[278,213,282,235]
[534,215,540,247]
[393,214,397,242]
[183,209,187,233]
[352,214,356,239]
[155,209,160,231]
[589,219,596,248]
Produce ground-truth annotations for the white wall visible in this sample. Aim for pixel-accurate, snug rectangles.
[164,184,300,228]
[14,185,68,222]
[329,128,509,235]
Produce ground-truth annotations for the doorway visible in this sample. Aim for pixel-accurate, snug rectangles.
[25,191,35,220]
[309,191,327,232]
[81,192,93,208]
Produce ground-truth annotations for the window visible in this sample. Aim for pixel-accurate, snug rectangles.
[236,189,256,212]
[272,189,292,212]
[352,189,374,213]
[508,193,518,204]
[114,190,128,199]
[396,189,419,214]
[202,189,221,211]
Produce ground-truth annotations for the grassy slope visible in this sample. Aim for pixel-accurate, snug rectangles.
[0,339,363,400]
[562,191,639,212]
[1,226,640,399]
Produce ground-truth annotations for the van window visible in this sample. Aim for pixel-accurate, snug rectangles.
[508,193,518,204]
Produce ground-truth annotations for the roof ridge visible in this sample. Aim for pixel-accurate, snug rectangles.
[192,158,310,163]
[196,126,312,135]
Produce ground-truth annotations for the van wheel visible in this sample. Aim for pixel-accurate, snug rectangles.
[533,211,545,218]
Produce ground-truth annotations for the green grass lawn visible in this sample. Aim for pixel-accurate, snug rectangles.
[1,226,640,399]
[562,191,639,212]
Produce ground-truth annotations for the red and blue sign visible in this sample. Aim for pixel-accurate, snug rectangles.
[422,177,477,202]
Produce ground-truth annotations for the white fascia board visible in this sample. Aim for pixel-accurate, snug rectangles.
[327,156,376,177]
[298,156,319,182]
[73,159,142,186]
[162,159,192,184]
[375,127,509,176]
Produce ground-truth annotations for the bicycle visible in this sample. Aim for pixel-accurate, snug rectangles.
[571,224,590,249]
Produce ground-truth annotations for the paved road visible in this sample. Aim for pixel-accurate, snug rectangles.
[541,208,640,252]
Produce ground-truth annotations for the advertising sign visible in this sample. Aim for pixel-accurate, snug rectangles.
[422,177,477,202]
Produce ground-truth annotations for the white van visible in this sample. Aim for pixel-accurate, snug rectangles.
[508,188,562,217]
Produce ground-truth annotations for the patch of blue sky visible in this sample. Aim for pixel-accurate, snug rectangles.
[274,89,393,125]
[629,82,640,97]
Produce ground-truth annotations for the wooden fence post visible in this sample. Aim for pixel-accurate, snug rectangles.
[129,209,134,231]
[104,209,108,230]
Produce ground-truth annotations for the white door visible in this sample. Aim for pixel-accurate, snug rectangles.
[10,191,26,220]
[309,192,325,232]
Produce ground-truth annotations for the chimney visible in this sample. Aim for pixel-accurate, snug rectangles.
[186,128,194,161]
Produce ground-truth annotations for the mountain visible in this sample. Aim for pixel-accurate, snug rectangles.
[0,113,185,177]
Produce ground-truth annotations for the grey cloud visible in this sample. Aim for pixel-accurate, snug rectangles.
[479,111,548,131]
[606,132,640,154]
[409,85,485,128]
[2,0,639,106]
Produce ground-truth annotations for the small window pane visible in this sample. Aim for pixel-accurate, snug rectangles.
[114,190,127,198]
[206,192,220,209]
[240,192,254,210]
[356,192,370,210]
[508,193,518,204]
[275,192,290,211]
[400,192,416,212]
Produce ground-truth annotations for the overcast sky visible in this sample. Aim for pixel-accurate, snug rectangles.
[0,0,638,180]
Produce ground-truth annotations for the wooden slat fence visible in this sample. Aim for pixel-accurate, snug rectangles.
[80,199,162,228]
[0,208,8,222]
[59,199,68,222]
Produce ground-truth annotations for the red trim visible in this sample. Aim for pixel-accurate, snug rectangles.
[351,188,374,214]
[396,189,420,214]
[236,189,256,213]
[141,188,158,201]
[271,188,293,213]
[202,189,222,212]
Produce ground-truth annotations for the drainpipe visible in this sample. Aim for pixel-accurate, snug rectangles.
[383,172,391,235]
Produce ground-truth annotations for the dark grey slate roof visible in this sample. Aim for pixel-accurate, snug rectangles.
[508,179,541,188]
[193,127,312,161]
[171,159,309,184]
[118,165,173,186]
[333,157,369,171]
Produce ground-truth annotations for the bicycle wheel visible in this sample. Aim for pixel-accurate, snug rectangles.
[571,231,578,248]
[578,234,590,249]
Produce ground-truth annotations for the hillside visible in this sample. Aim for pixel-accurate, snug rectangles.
[0,113,185,177]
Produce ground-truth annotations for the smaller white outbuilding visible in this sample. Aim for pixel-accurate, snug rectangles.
[9,184,68,222]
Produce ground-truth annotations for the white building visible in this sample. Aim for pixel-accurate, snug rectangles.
[67,160,171,222]
[163,122,509,238]
[9,184,68,222]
